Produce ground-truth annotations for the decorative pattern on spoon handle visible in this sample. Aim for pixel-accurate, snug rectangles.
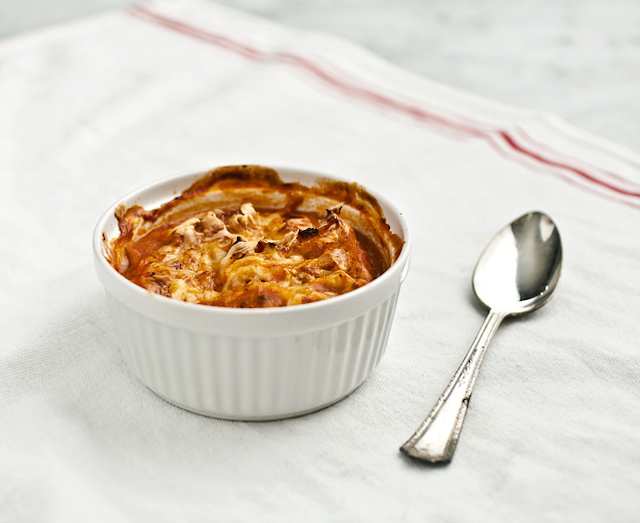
[400,310,506,463]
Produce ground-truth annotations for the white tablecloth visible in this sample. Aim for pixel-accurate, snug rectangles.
[1,1,639,521]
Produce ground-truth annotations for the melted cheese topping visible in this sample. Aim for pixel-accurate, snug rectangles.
[112,203,377,308]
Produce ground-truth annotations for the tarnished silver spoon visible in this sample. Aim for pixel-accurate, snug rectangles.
[400,211,562,464]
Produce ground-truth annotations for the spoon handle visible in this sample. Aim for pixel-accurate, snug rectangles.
[400,310,506,463]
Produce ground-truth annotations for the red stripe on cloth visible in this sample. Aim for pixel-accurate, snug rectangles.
[498,132,640,198]
[127,6,640,205]
[485,134,640,210]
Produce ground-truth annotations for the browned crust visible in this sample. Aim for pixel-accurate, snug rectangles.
[106,165,404,307]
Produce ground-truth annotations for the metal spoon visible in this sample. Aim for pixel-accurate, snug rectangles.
[400,211,562,464]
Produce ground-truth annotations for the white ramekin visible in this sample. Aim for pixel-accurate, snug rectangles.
[93,167,410,420]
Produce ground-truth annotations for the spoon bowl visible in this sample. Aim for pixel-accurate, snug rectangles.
[473,211,562,314]
[401,211,562,463]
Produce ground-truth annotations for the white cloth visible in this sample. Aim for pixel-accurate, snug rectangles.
[1,1,639,521]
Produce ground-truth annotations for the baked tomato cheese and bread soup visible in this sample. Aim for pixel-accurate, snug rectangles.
[106,165,403,308]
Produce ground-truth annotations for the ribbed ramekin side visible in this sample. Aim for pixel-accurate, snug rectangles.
[104,288,401,420]
[106,295,145,383]
[341,288,401,394]
[282,288,402,414]
[369,288,401,372]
